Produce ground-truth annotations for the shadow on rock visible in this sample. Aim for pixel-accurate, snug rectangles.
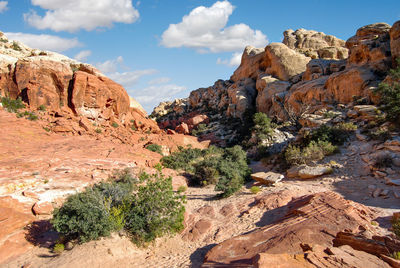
[25,220,59,248]
[189,243,217,268]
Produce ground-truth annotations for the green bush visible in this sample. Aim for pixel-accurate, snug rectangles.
[161,146,203,172]
[111,122,119,128]
[392,216,400,239]
[124,171,185,245]
[95,128,102,134]
[374,59,400,122]
[285,140,337,166]
[391,252,400,260]
[53,243,64,254]
[145,144,163,155]
[162,145,251,198]
[38,104,46,111]
[307,124,354,146]
[16,111,38,121]
[52,169,185,246]
[250,186,261,194]
[252,112,274,142]
[1,97,25,113]
[192,123,208,137]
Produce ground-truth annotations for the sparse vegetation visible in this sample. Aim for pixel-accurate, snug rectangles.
[111,122,119,128]
[17,111,38,121]
[52,169,185,246]
[367,127,391,141]
[12,41,22,51]
[392,216,400,239]
[38,104,46,111]
[285,140,337,166]
[252,112,274,142]
[373,59,400,122]
[95,128,102,134]
[43,127,51,132]
[145,143,163,155]
[1,97,25,113]
[53,243,65,254]
[250,186,261,194]
[192,123,208,137]
[162,145,251,198]
[391,251,400,260]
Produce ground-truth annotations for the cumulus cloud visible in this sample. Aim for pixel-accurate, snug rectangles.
[148,77,171,85]
[74,50,92,61]
[0,1,8,13]
[161,1,267,53]
[109,69,158,88]
[95,56,125,74]
[25,0,140,32]
[5,32,81,52]
[217,52,242,67]
[133,84,187,112]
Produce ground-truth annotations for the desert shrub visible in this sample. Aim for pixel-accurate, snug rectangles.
[192,123,208,137]
[12,41,22,51]
[145,144,163,155]
[38,104,46,111]
[111,122,119,128]
[52,169,185,246]
[250,186,261,194]
[53,243,64,254]
[308,124,354,146]
[177,185,187,193]
[373,59,400,122]
[391,252,400,260]
[131,125,137,131]
[95,128,102,133]
[124,171,185,246]
[52,189,117,243]
[252,112,274,141]
[367,127,391,141]
[162,145,250,198]
[1,97,25,113]
[16,111,38,121]
[392,216,400,239]
[161,146,203,172]
[285,140,337,166]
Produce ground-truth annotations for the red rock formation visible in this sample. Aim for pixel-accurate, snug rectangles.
[203,191,375,266]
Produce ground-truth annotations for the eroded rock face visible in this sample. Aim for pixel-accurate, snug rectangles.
[203,191,375,266]
[231,46,265,82]
[283,28,348,60]
[390,20,400,63]
[264,43,311,81]
[346,23,392,72]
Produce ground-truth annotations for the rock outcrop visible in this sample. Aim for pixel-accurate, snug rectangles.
[152,21,399,144]
[202,191,386,267]
[0,33,160,136]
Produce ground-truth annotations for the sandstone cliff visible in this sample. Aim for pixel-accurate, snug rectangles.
[152,21,400,144]
[0,32,159,137]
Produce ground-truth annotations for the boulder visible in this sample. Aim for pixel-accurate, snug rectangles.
[175,122,190,135]
[231,46,265,82]
[32,201,53,215]
[297,166,333,179]
[203,192,375,266]
[256,75,290,115]
[303,59,346,81]
[283,28,348,60]
[71,71,130,120]
[251,171,284,186]
[226,78,257,119]
[346,23,391,72]
[263,43,311,81]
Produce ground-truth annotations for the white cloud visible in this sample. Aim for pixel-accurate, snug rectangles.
[74,50,91,61]
[25,0,140,32]
[133,84,187,111]
[217,52,242,67]
[95,56,124,73]
[148,77,171,85]
[0,1,8,13]
[109,69,158,88]
[161,0,267,53]
[5,32,81,52]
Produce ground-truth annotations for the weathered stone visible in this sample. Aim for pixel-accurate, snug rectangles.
[251,171,284,186]
[297,166,333,179]
[390,20,400,63]
[231,46,265,82]
[32,201,53,215]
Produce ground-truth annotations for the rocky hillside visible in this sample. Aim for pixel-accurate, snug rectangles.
[0,32,159,140]
[152,22,400,145]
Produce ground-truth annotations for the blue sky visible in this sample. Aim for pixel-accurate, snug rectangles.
[0,0,399,112]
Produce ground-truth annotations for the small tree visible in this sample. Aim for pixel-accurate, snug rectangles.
[252,112,273,142]
[374,59,400,122]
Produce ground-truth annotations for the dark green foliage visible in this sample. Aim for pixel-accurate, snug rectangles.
[252,112,273,142]
[145,144,163,155]
[124,172,185,245]
[1,97,25,113]
[285,140,337,166]
[12,41,22,51]
[162,145,250,197]
[161,146,203,172]
[111,122,119,128]
[95,128,102,133]
[367,127,391,141]
[392,216,400,239]
[17,111,38,121]
[374,59,400,122]
[52,189,117,243]
[38,105,46,111]
[52,169,185,246]
[307,123,355,146]
[192,123,207,137]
